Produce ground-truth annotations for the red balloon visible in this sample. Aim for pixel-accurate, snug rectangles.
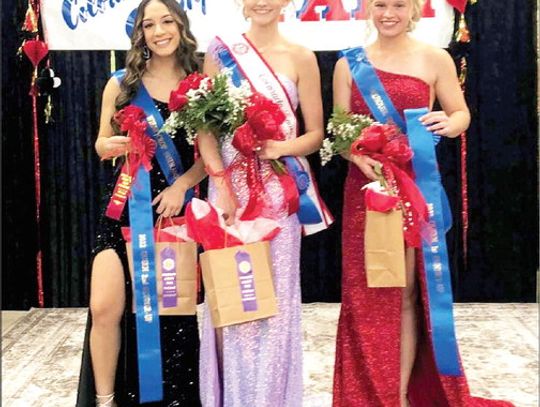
[22,40,48,67]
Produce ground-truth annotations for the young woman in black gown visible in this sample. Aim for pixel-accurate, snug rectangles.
[76,1,205,405]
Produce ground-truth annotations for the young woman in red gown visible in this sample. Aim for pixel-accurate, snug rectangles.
[331,0,514,406]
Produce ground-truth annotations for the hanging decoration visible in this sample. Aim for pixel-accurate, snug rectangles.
[36,66,62,123]
[450,2,475,266]
[447,0,468,13]
[19,0,62,308]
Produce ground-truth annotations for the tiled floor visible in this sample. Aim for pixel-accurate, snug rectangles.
[2,303,538,407]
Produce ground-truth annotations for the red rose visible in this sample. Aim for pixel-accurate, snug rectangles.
[382,138,413,165]
[232,123,259,156]
[246,93,283,119]
[177,72,206,94]
[245,93,286,140]
[168,91,189,112]
[248,110,284,140]
[350,137,364,156]
[358,124,387,152]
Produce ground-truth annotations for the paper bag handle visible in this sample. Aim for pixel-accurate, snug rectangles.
[155,215,183,247]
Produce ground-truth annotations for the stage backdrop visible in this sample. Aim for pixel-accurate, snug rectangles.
[2,0,538,309]
[42,0,454,50]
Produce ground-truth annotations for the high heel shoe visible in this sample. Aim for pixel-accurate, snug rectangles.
[96,393,116,407]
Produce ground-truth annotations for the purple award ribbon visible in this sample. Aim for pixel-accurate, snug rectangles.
[235,250,258,312]
[160,247,177,308]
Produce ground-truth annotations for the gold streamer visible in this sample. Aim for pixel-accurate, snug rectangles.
[455,14,470,43]
[110,50,116,74]
[44,95,53,124]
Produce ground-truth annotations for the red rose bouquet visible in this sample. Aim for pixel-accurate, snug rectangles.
[324,107,429,247]
[162,72,248,145]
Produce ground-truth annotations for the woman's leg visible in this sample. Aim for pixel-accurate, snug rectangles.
[89,249,126,406]
[400,247,419,407]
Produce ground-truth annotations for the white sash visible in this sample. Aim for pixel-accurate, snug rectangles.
[216,34,333,235]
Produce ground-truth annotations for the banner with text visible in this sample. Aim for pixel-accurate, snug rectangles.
[41,0,455,51]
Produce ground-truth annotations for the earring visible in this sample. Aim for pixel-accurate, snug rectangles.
[242,6,249,20]
[142,45,151,60]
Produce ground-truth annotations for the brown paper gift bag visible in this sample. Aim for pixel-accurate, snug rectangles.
[364,209,406,288]
[126,240,198,316]
[199,241,278,328]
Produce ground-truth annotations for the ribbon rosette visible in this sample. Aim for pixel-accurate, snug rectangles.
[114,105,146,132]
[114,105,156,179]
[185,198,281,250]
[351,123,428,246]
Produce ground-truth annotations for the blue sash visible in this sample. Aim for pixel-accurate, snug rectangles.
[282,156,322,224]
[405,108,461,375]
[215,45,245,88]
[341,47,442,146]
[341,47,406,132]
[128,168,164,402]
[344,48,461,376]
[214,42,322,225]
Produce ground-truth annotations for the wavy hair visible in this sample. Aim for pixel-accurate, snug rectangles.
[115,0,200,110]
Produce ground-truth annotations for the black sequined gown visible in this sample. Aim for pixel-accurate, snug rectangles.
[76,100,201,407]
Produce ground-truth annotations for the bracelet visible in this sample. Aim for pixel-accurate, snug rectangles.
[205,165,240,208]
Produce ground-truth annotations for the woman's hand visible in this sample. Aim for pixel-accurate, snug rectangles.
[419,111,453,137]
[152,181,187,218]
[351,154,381,181]
[99,136,131,159]
[256,139,285,160]
[214,181,238,226]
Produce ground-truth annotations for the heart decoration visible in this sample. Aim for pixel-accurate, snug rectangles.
[22,39,48,67]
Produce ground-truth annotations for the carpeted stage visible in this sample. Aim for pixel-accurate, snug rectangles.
[2,303,537,406]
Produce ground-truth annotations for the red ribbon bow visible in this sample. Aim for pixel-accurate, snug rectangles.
[114,105,156,178]
[351,123,429,247]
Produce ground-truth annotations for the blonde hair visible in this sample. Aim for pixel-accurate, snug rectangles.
[367,0,424,32]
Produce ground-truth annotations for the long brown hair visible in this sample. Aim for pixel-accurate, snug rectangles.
[115,0,199,110]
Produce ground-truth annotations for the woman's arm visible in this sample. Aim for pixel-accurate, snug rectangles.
[333,56,352,111]
[196,52,238,224]
[152,158,207,217]
[420,48,471,138]
[333,57,379,180]
[94,77,131,159]
[257,47,323,160]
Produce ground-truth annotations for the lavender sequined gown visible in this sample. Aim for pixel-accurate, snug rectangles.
[199,75,303,407]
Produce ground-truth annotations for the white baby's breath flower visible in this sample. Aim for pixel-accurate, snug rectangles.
[186,89,200,100]
[200,77,212,91]
[320,138,335,166]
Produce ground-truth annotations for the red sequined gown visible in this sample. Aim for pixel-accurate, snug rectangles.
[332,70,514,407]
